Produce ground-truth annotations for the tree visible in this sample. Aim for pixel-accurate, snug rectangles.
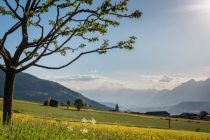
[67,100,71,109]
[200,111,208,120]
[115,104,119,112]
[0,0,141,125]
[74,98,85,111]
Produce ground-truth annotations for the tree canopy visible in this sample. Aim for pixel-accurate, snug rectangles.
[74,98,85,111]
[0,0,142,73]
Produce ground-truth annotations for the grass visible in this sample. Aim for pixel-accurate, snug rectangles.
[0,112,210,140]
[0,98,210,133]
[0,98,210,139]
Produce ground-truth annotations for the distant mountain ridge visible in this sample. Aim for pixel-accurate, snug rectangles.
[169,101,210,114]
[86,78,210,114]
[151,79,210,107]
[128,78,210,114]
[0,70,111,110]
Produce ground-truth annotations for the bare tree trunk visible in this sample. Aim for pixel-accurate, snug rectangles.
[3,70,15,125]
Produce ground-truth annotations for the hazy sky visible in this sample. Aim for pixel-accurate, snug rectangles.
[2,0,210,93]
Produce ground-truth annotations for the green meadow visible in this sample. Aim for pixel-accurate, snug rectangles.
[0,98,209,133]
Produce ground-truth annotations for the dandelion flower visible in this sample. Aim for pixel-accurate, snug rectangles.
[80,128,88,134]
[67,126,73,131]
[90,118,96,125]
[81,118,88,123]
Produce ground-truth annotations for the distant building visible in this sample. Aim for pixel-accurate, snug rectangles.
[206,115,210,121]
[179,113,199,120]
[43,101,48,106]
[43,97,58,107]
[145,111,170,117]
[60,102,64,106]
[109,109,117,112]
[129,112,144,115]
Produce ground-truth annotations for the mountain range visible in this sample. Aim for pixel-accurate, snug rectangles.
[85,78,210,114]
[151,79,210,107]
[0,70,111,110]
[127,79,210,114]
[1,70,210,114]
[168,101,210,114]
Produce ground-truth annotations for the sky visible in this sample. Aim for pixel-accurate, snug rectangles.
[1,0,210,97]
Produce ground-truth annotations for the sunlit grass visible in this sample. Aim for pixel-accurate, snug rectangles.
[0,112,210,140]
[0,98,210,133]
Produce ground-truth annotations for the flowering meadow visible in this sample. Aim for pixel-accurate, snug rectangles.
[0,112,210,140]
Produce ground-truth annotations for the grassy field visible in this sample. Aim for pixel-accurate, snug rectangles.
[0,112,209,140]
[0,98,210,139]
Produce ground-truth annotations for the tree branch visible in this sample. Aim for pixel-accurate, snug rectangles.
[16,36,57,73]
[0,63,6,72]
[33,46,117,70]
[0,42,11,62]
[4,0,22,20]
[1,22,22,46]
[12,16,29,63]
[42,30,77,57]
[25,0,32,12]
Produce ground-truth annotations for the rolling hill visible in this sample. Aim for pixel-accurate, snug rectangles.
[0,70,111,110]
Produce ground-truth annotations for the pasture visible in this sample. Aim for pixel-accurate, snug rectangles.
[0,99,209,139]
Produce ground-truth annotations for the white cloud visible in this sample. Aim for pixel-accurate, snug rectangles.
[51,74,101,82]
[136,74,182,90]
[90,69,98,73]
[159,75,173,83]
[42,71,209,92]
[179,0,210,13]
[184,5,210,12]
[43,74,125,91]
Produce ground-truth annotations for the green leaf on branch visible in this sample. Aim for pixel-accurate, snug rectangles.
[79,44,86,48]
